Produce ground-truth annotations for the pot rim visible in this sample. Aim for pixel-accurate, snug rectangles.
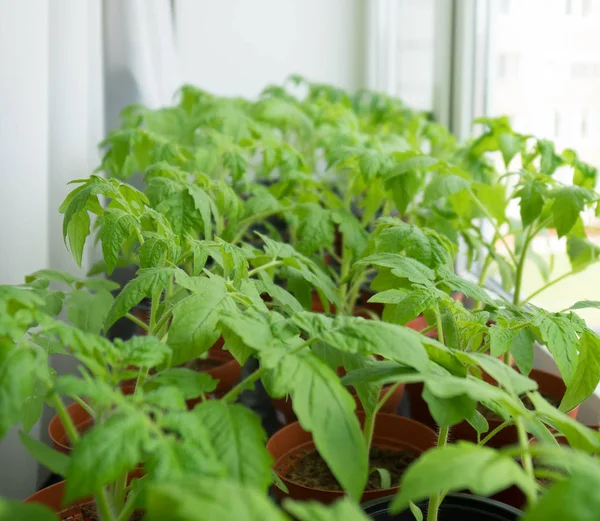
[267,413,436,497]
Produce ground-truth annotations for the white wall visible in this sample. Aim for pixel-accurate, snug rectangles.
[0,0,104,499]
[175,0,366,98]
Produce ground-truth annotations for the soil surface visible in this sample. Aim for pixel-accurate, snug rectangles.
[285,447,418,491]
[480,392,560,420]
[62,505,144,521]
[185,357,226,371]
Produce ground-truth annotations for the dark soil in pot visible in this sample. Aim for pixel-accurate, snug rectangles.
[362,493,522,520]
[267,412,437,503]
[25,480,144,520]
[287,446,418,491]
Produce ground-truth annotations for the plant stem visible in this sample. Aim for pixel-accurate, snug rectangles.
[124,313,150,333]
[435,305,444,345]
[521,268,584,306]
[151,310,172,337]
[232,205,297,243]
[115,490,138,521]
[478,420,511,446]
[248,259,284,278]
[52,394,79,445]
[149,288,161,331]
[468,188,518,267]
[513,228,534,306]
[72,395,96,419]
[95,487,116,521]
[427,426,450,521]
[363,382,404,451]
[515,417,534,480]
[112,472,128,511]
[221,337,318,403]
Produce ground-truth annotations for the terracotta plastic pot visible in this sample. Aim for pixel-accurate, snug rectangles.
[362,493,522,520]
[267,412,437,503]
[25,472,144,518]
[24,481,92,518]
[451,368,579,448]
[48,402,93,455]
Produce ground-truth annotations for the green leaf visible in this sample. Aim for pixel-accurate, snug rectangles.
[67,210,91,267]
[263,347,368,500]
[145,478,288,521]
[296,204,334,255]
[567,236,600,272]
[561,331,600,412]
[497,132,522,167]
[99,208,140,274]
[25,269,78,286]
[424,174,470,203]
[387,154,439,179]
[193,401,273,491]
[117,335,172,368]
[356,253,435,285]
[65,411,149,501]
[144,387,187,410]
[568,300,600,311]
[285,497,372,521]
[144,368,217,399]
[292,312,431,372]
[139,235,171,269]
[528,393,600,452]
[391,443,536,512]
[254,280,303,313]
[489,325,516,358]
[510,327,535,376]
[550,186,594,238]
[331,209,367,259]
[67,289,114,335]
[0,499,58,521]
[386,172,422,215]
[522,463,600,521]
[104,267,178,330]
[533,313,580,385]
[19,430,69,476]
[473,183,507,224]
[517,179,546,228]
[422,387,476,427]
[436,266,493,305]
[370,288,440,325]
[537,139,562,176]
[169,278,236,365]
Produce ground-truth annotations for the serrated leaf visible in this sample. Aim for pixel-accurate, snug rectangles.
[423,174,470,203]
[19,430,69,476]
[193,401,273,491]
[139,236,171,269]
[497,132,522,167]
[292,312,431,372]
[473,183,507,224]
[561,331,600,412]
[331,209,367,259]
[371,288,439,325]
[145,478,287,521]
[65,411,149,501]
[386,171,421,215]
[105,268,178,330]
[117,335,172,368]
[67,289,114,335]
[391,443,535,512]
[168,277,236,365]
[567,300,600,311]
[517,179,546,228]
[510,326,535,376]
[67,210,91,267]
[550,186,594,238]
[99,209,140,274]
[296,204,334,255]
[436,266,493,305]
[144,368,217,399]
[356,253,435,285]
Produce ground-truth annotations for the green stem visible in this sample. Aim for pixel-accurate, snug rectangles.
[112,472,127,511]
[151,310,172,337]
[115,490,139,521]
[232,205,297,243]
[363,382,404,450]
[247,259,284,278]
[478,420,511,446]
[435,305,444,345]
[515,416,536,504]
[513,227,535,306]
[427,426,450,521]
[149,289,161,331]
[72,396,96,419]
[222,338,318,403]
[124,313,150,333]
[468,188,518,267]
[134,367,150,395]
[521,268,584,306]
[95,487,116,521]
[52,394,79,445]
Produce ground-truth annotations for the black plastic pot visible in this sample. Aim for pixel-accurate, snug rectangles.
[362,493,522,520]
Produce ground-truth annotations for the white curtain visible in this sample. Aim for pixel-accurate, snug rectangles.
[0,0,180,499]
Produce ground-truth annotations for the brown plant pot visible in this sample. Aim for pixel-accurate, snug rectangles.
[25,473,144,519]
[267,412,437,503]
[24,481,92,519]
[451,368,579,448]
[48,402,93,455]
